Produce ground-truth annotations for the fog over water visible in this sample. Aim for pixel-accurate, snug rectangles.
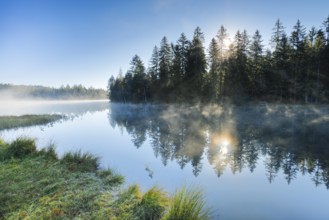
[0,100,108,116]
[1,101,329,220]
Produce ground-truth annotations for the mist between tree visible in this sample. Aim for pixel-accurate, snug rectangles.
[0,84,107,101]
[109,103,329,187]
[0,99,109,116]
[108,16,329,104]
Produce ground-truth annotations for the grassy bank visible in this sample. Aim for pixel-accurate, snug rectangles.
[0,137,210,220]
[0,114,63,131]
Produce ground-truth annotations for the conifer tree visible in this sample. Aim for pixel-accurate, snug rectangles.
[159,36,171,88]
[128,55,147,102]
[207,38,220,101]
[186,27,207,101]
[290,20,306,101]
[149,46,160,82]
[216,25,229,96]
[171,33,190,100]
[248,30,264,96]
[226,30,250,99]
[270,19,291,100]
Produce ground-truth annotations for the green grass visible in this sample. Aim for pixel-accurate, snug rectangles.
[0,114,63,130]
[163,186,210,220]
[2,137,38,160]
[108,185,170,220]
[0,137,211,220]
[0,137,124,219]
[61,150,100,172]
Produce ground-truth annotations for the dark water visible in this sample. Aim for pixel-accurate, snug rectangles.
[1,101,329,220]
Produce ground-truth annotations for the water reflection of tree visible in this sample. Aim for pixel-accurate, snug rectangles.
[109,103,329,188]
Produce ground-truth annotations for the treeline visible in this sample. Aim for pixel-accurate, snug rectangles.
[108,17,329,103]
[0,84,107,100]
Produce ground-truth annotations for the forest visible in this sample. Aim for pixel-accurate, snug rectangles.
[0,84,107,100]
[108,17,329,103]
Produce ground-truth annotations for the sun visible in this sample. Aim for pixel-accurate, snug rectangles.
[223,38,232,50]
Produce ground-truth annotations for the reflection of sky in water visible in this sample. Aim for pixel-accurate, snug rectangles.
[1,103,329,220]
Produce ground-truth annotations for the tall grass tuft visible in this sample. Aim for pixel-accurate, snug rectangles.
[4,137,37,160]
[136,186,169,220]
[108,184,143,219]
[0,138,5,146]
[0,138,7,161]
[38,143,58,160]
[96,169,124,187]
[61,150,100,172]
[163,186,210,220]
[109,185,169,220]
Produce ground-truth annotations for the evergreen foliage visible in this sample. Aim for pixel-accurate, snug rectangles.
[109,16,329,103]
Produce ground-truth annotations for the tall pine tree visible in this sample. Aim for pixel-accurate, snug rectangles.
[207,38,221,101]
[185,27,207,102]
[248,30,264,97]
[290,20,306,102]
[216,25,229,97]
[270,19,291,101]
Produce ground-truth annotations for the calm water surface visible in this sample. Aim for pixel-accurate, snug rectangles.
[1,101,329,220]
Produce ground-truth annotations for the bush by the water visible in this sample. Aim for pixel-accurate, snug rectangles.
[0,137,211,219]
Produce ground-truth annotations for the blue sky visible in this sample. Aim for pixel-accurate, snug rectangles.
[1,0,328,89]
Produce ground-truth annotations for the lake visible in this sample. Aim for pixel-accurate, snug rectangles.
[1,101,329,220]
